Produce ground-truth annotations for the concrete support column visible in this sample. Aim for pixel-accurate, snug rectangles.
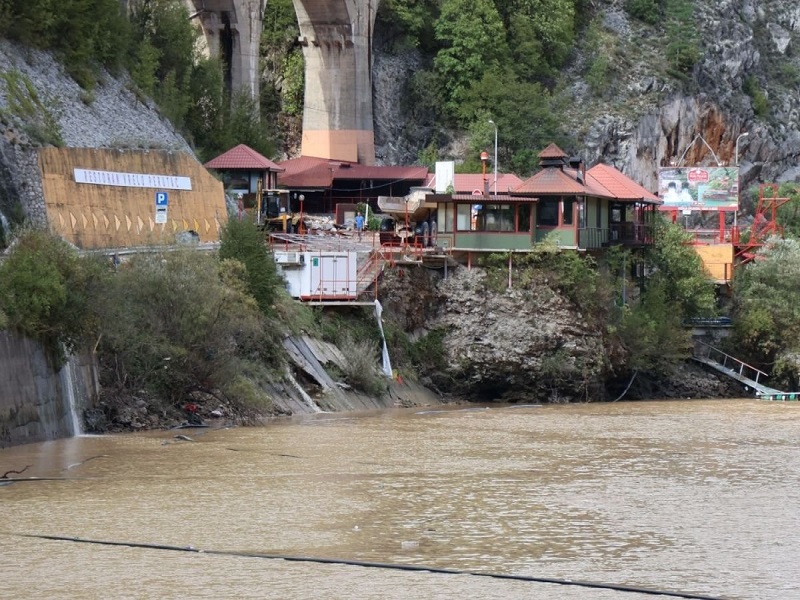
[293,0,378,165]
[190,0,264,100]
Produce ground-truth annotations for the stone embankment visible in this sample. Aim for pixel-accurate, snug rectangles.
[0,331,98,447]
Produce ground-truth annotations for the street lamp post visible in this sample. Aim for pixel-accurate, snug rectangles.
[299,194,305,234]
[488,120,498,195]
[735,131,749,165]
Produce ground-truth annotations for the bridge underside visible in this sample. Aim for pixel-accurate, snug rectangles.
[293,0,378,165]
[189,0,263,99]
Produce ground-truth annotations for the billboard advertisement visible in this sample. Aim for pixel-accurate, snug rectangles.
[658,166,739,211]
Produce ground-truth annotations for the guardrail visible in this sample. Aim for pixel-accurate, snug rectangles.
[693,340,768,384]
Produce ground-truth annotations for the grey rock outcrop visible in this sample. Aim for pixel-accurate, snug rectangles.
[371,0,800,191]
[433,268,608,402]
[0,38,191,228]
[380,265,608,403]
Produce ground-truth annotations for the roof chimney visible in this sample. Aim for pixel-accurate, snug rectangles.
[569,156,585,183]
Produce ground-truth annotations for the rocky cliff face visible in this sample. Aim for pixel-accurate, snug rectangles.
[372,0,800,190]
[380,265,610,403]
[379,263,744,403]
[0,39,190,229]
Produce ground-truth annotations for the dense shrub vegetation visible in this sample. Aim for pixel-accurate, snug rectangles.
[0,225,380,415]
[0,229,104,363]
[732,238,800,391]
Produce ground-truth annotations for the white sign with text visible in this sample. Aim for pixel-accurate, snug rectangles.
[74,168,192,190]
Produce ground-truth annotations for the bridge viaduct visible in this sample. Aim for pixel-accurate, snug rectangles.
[189,0,378,165]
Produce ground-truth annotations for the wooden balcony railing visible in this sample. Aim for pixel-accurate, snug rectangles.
[579,224,654,250]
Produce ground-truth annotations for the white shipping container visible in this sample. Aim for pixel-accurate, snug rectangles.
[276,251,358,300]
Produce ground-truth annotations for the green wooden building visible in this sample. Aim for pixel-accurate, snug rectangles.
[431,144,661,256]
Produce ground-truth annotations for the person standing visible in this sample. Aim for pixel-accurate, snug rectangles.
[355,211,365,242]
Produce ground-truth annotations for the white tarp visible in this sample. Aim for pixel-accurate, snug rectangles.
[374,300,393,378]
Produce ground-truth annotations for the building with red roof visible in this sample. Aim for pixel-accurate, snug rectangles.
[502,144,661,250]
[276,155,429,217]
[204,144,284,195]
[408,144,660,255]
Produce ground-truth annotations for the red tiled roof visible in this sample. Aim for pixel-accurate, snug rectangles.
[277,155,428,189]
[513,167,587,195]
[450,194,537,202]
[513,163,660,204]
[278,155,343,188]
[336,164,429,181]
[538,143,568,159]
[423,173,523,194]
[587,163,660,203]
[204,144,284,171]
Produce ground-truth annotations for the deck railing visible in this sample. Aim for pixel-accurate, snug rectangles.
[578,227,609,250]
[693,340,768,385]
[578,224,654,250]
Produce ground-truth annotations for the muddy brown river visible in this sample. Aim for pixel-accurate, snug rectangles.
[2,399,799,599]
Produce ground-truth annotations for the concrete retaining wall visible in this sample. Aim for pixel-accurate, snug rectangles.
[0,331,99,448]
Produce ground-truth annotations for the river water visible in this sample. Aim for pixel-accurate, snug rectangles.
[2,399,799,600]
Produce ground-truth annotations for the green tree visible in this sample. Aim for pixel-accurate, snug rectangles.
[95,250,271,405]
[615,280,692,373]
[129,38,162,97]
[731,237,800,387]
[776,184,800,238]
[459,69,570,175]
[225,89,275,159]
[218,217,285,316]
[506,16,549,81]
[129,0,196,127]
[624,0,662,25]
[433,0,510,114]
[185,56,226,156]
[0,229,104,361]
[3,0,130,88]
[645,217,716,318]
[744,76,769,118]
[665,0,700,74]
[281,49,305,117]
[261,0,299,51]
[494,0,577,77]
[611,218,715,374]
[376,0,439,52]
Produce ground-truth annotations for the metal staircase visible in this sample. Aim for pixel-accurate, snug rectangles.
[692,341,799,400]
[355,250,385,300]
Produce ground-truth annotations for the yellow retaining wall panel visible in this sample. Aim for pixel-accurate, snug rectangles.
[39,148,227,249]
[695,243,734,283]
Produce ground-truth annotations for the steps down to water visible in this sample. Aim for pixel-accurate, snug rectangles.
[692,341,798,401]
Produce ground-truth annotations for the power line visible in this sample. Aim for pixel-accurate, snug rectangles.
[18,534,728,600]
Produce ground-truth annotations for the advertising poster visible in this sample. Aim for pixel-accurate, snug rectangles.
[658,166,739,211]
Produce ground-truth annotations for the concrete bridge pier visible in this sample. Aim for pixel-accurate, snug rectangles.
[293,0,378,165]
[189,0,264,99]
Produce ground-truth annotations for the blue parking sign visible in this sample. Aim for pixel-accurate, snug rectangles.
[156,191,169,207]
